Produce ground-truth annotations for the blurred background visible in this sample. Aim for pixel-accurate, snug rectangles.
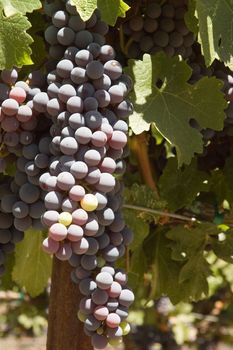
[2,256,233,350]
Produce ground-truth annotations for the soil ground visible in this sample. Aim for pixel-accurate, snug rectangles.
[0,336,232,350]
[0,336,123,350]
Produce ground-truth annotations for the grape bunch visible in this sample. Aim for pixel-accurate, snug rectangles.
[44,0,109,60]
[0,174,25,276]
[41,8,133,261]
[77,267,134,348]
[0,134,52,234]
[0,68,49,173]
[40,2,134,347]
[0,66,52,233]
[0,68,52,274]
[119,0,195,59]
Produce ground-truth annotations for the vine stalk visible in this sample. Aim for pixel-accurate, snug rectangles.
[47,258,92,350]
[133,132,160,198]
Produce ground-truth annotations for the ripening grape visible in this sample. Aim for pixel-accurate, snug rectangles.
[42,237,60,254]
[49,223,68,241]
[108,337,122,346]
[59,212,73,226]
[72,237,89,254]
[96,271,113,290]
[56,242,73,260]
[120,321,131,335]
[80,194,98,212]
[91,334,108,349]
[67,224,84,242]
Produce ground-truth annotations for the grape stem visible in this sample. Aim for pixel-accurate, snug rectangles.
[123,204,197,222]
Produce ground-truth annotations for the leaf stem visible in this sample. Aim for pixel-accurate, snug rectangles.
[123,204,197,222]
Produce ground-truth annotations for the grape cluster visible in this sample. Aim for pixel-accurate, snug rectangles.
[0,68,49,172]
[120,0,195,59]
[0,1,135,345]
[0,134,52,234]
[77,267,134,348]
[41,6,133,262]
[0,68,52,274]
[44,0,109,60]
[0,66,52,233]
[0,175,24,276]
[40,2,134,347]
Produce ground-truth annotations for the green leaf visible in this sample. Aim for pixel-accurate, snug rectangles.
[212,231,233,263]
[70,0,97,21]
[166,225,208,261]
[139,226,214,303]
[17,12,46,82]
[71,0,130,25]
[97,0,130,26]
[196,0,233,69]
[130,246,148,294]
[0,10,33,69]
[12,228,52,297]
[185,0,198,35]
[147,228,184,303]
[127,53,227,166]
[159,158,209,211]
[124,183,166,211]
[123,208,150,251]
[179,253,210,300]
[0,0,41,16]
[209,170,233,205]
[0,254,15,290]
[117,0,130,18]
[208,155,233,206]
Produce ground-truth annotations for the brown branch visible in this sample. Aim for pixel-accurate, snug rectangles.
[133,132,160,199]
[47,257,92,350]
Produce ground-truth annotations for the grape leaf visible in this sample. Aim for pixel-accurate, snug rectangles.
[209,170,233,205]
[12,229,52,297]
[27,12,46,68]
[70,0,97,21]
[130,246,148,295]
[124,183,166,211]
[179,253,210,300]
[123,208,150,251]
[147,228,184,303]
[166,225,209,261]
[185,0,198,35]
[127,53,227,166]
[208,154,233,205]
[137,226,214,303]
[0,0,41,16]
[159,158,209,211]
[166,225,214,300]
[211,231,233,263]
[97,0,130,26]
[71,0,129,24]
[0,10,33,69]
[117,0,130,18]
[196,0,233,69]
